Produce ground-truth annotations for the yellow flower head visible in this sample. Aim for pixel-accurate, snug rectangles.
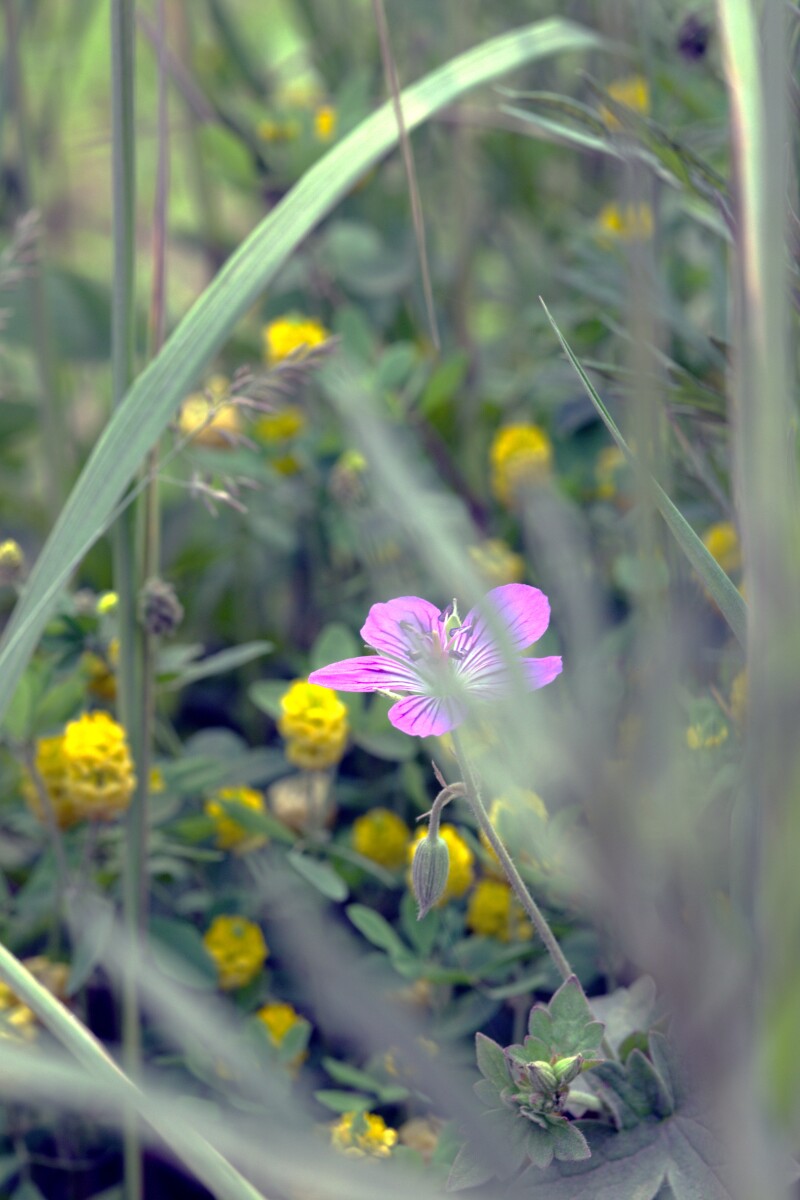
[330,1111,398,1159]
[352,807,411,870]
[409,823,474,903]
[254,405,307,443]
[0,539,25,585]
[597,202,654,242]
[25,713,135,828]
[257,1000,303,1046]
[602,75,650,128]
[702,521,741,576]
[314,105,337,142]
[490,424,553,506]
[257,117,300,143]
[468,539,525,587]
[686,722,729,751]
[278,680,349,770]
[0,957,70,1042]
[179,376,241,448]
[466,878,532,942]
[205,786,267,852]
[96,591,119,616]
[203,915,268,990]
[263,315,329,366]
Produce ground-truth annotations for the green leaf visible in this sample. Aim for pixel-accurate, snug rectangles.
[0,17,605,730]
[163,748,287,795]
[66,891,115,996]
[31,674,86,734]
[248,680,288,720]
[352,727,418,761]
[159,642,272,690]
[475,1032,511,1092]
[548,1117,592,1163]
[287,850,348,901]
[149,917,218,989]
[313,1089,371,1114]
[446,1140,496,1191]
[541,301,747,648]
[310,623,360,673]
[322,1057,385,1093]
[525,975,605,1060]
[345,903,413,962]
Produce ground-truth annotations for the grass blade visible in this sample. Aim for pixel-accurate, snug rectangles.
[541,299,747,648]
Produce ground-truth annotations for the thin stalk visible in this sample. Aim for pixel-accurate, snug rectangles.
[450,729,573,983]
[4,0,69,519]
[449,729,616,1061]
[109,2,143,1198]
[133,0,170,926]
[372,0,440,350]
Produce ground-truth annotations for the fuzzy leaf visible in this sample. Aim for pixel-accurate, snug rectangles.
[446,1139,495,1191]
[475,1032,511,1092]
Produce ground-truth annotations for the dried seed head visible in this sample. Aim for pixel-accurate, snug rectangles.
[139,578,184,636]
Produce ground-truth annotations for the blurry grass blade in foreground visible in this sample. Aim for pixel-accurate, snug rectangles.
[541,300,747,649]
[0,17,604,729]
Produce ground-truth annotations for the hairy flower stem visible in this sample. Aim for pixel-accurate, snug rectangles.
[450,731,617,1062]
[450,730,574,982]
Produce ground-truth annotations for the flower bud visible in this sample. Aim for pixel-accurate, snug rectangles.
[527,1061,558,1092]
[139,578,184,636]
[553,1054,584,1086]
[0,539,24,586]
[411,831,450,919]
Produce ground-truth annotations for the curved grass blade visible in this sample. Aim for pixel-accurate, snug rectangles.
[541,300,747,648]
[0,17,603,726]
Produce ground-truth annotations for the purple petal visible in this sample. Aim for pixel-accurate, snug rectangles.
[360,596,442,659]
[462,584,551,653]
[308,656,422,693]
[522,656,563,690]
[387,694,465,737]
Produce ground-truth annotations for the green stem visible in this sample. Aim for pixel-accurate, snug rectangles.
[450,730,573,982]
[449,729,616,1061]
[4,0,69,520]
[109,2,143,1198]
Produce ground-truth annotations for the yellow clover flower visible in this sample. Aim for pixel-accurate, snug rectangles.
[263,315,329,366]
[256,1000,308,1069]
[203,915,268,991]
[686,722,729,750]
[313,105,337,142]
[330,1111,398,1159]
[257,1000,303,1046]
[25,713,135,828]
[0,539,25,585]
[278,680,349,770]
[602,74,650,128]
[409,824,474,903]
[490,424,553,506]
[468,539,525,587]
[702,521,741,576]
[466,878,532,942]
[352,807,411,870]
[254,404,307,443]
[178,375,241,448]
[205,786,267,852]
[597,202,654,242]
